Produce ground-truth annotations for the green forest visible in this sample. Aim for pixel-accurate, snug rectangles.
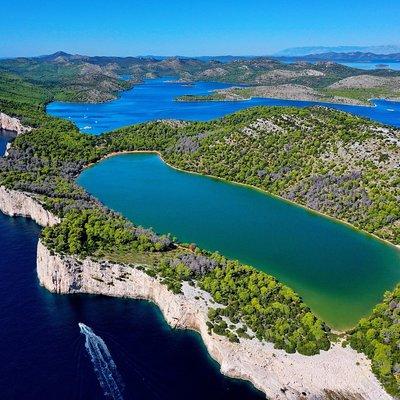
[349,286,400,396]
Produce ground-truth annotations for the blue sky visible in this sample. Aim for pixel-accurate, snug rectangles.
[1,0,399,57]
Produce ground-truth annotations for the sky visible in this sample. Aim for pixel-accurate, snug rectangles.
[1,0,400,57]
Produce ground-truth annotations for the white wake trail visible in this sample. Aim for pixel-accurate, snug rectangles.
[79,323,124,400]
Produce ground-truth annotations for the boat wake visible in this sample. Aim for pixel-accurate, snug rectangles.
[79,323,124,400]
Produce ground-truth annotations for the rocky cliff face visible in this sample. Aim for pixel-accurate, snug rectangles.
[0,112,32,135]
[37,240,392,400]
[0,186,60,227]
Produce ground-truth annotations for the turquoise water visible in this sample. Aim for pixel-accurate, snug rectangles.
[78,153,400,330]
[47,78,400,133]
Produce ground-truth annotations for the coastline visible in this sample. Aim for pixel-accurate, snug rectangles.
[47,76,398,112]
[0,186,60,227]
[0,106,395,400]
[176,92,373,107]
[0,112,32,135]
[35,238,392,400]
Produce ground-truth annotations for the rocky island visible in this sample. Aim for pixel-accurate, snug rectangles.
[176,74,400,105]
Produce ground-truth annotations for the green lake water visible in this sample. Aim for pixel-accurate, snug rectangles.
[77,153,400,330]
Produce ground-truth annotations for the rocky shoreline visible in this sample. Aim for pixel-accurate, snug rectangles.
[36,239,391,400]
[0,185,392,400]
[0,112,32,136]
[0,186,60,227]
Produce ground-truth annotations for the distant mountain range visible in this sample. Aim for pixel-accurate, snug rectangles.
[276,51,400,63]
[36,52,264,64]
[8,49,400,65]
[274,45,400,57]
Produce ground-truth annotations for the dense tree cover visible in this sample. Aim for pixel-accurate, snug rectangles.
[0,75,171,250]
[0,57,131,103]
[6,101,397,247]
[349,286,400,396]
[42,208,173,255]
[143,249,331,354]
[200,254,330,355]
[0,71,51,126]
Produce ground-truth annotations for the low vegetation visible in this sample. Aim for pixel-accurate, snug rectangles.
[2,51,400,104]
[324,87,400,103]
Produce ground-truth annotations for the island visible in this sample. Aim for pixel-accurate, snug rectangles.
[1,52,400,105]
[0,53,399,399]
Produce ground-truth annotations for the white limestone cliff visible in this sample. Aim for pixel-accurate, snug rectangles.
[0,112,32,135]
[37,239,392,400]
[0,186,60,227]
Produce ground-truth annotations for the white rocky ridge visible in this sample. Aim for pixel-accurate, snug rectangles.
[0,112,32,135]
[36,240,392,400]
[0,187,393,399]
[0,186,60,227]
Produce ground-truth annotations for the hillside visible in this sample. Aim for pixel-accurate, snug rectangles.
[0,56,131,103]
[2,52,400,105]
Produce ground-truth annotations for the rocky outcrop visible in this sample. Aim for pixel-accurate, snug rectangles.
[329,75,400,90]
[179,85,367,105]
[0,112,32,135]
[37,240,392,400]
[0,186,60,227]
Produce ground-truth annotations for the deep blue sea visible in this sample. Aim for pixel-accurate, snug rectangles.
[0,213,263,400]
[0,129,15,156]
[47,78,400,133]
[2,78,400,399]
